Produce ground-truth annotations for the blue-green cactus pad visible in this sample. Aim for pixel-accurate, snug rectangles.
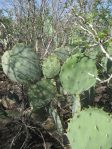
[28,79,56,110]
[54,46,70,62]
[1,43,41,83]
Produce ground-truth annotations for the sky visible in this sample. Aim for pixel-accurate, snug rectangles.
[0,0,46,8]
[0,0,41,16]
[0,0,112,17]
[0,0,11,9]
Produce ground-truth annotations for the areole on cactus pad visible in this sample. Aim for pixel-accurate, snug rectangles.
[59,54,98,94]
[1,43,41,84]
[67,107,112,149]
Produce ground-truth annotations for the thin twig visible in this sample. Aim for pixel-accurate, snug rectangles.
[99,41,112,61]
[38,129,47,149]
[43,38,52,57]
[9,126,23,149]
[88,73,101,82]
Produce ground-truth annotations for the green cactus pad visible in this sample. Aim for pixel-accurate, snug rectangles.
[67,108,112,149]
[42,54,60,78]
[28,79,56,110]
[1,43,41,84]
[54,46,70,62]
[59,54,97,94]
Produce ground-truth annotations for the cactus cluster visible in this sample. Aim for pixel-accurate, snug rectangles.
[67,107,112,149]
[59,54,97,94]
[2,43,112,149]
[28,79,56,110]
[1,43,41,84]
[42,54,60,78]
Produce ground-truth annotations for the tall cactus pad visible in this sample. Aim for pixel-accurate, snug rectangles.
[28,79,56,110]
[67,108,112,149]
[42,54,60,78]
[59,54,97,94]
[1,43,41,83]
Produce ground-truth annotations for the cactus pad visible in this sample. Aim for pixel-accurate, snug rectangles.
[1,43,41,83]
[42,54,60,78]
[54,46,70,62]
[67,108,112,149]
[59,54,97,94]
[28,79,56,110]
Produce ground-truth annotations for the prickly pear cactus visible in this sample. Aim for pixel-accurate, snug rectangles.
[59,54,97,94]
[1,43,41,84]
[42,54,60,78]
[28,79,56,110]
[67,108,112,149]
[54,46,70,62]
[84,47,100,60]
